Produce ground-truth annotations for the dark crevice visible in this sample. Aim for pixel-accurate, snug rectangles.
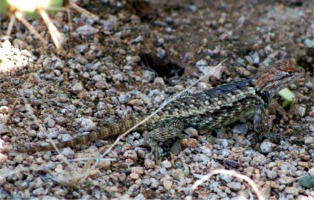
[139,53,185,79]
[297,51,314,75]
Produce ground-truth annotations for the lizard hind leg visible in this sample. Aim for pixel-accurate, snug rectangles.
[143,119,184,165]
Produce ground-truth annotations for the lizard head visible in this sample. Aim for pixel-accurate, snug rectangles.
[253,59,304,99]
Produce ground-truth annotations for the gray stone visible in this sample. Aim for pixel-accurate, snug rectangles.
[76,24,98,35]
[196,59,208,67]
[142,70,155,82]
[132,35,143,43]
[71,82,84,94]
[62,147,75,158]
[156,47,166,59]
[260,142,273,153]
[33,187,45,195]
[299,175,314,189]
[227,182,242,191]
[266,169,278,179]
[304,39,314,48]
[298,106,306,117]
[232,123,249,134]
[119,94,132,103]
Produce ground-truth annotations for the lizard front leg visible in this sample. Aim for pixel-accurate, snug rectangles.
[253,105,270,134]
[142,119,184,164]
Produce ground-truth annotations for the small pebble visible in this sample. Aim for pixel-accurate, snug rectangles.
[2,40,11,49]
[223,159,240,168]
[71,82,84,94]
[207,49,214,56]
[308,167,314,176]
[197,82,208,90]
[150,178,159,188]
[298,106,306,117]
[119,94,131,103]
[196,59,208,67]
[260,142,273,153]
[132,35,143,43]
[74,118,95,132]
[299,175,314,189]
[97,102,105,111]
[304,137,314,144]
[220,174,232,183]
[123,150,138,162]
[61,134,74,142]
[285,186,300,194]
[134,194,146,200]
[156,47,166,59]
[76,24,98,35]
[128,99,143,106]
[162,160,172,169]
[144,159,156,169]
[99,160,111,170]
[185,127,198,137]
[101,15,118,32]
[221,139,228,148]
[180,138,199,148]
[46,118,56,128]
[142,70,155,82]
[129,173,139,180]
[308,151,314,161]
[0,106,9,114]
[162,176,173,190]
[48,131,59,139]
[113,73,124,81]
[95,81,107,89]
[33,187,45,195]
[266,169,278,179]
[309,124,314,132]
[157,38,165,45]
[199,154,210,164]
[304,39,314,48]
[300,154,311,161]
[278,176,295,184]
[62,148,75,158]
[89,169,101,179]
[227,182,242,191]
[232,123,248,134]
[127,185,140,197]
[251,52,260,64]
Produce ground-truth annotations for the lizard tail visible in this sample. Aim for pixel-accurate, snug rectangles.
[17,117,143,153]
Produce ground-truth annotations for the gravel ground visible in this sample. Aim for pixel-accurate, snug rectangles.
[0,0,313,199]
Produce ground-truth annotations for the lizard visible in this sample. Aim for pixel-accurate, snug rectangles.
[14,59,304,162]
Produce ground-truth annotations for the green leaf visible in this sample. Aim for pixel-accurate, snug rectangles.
[278,88,296,108]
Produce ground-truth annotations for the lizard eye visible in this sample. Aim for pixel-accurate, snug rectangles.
[284,67,297,75]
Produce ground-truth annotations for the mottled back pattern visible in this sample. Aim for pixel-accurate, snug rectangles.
[16,59,303,158]
[160,79,262,129]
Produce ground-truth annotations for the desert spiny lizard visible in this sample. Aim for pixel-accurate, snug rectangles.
[14,59,304,161]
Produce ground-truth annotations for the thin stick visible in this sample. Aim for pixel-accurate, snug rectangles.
[6,15,16,36]
[38,8,63,49]
[14,11,48,45]
[68,1,97,18]
[79,59,228,182]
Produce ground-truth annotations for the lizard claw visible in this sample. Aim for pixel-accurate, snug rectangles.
[146,146,162,165]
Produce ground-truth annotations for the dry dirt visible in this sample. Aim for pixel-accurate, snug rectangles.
[0,0,313,199]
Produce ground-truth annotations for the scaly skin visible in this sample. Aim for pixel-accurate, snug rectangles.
[17,59,304,161]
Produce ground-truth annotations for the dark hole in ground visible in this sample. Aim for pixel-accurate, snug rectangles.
[297,49,314,75]
[125,0,158,22]
[139,53,184,79]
